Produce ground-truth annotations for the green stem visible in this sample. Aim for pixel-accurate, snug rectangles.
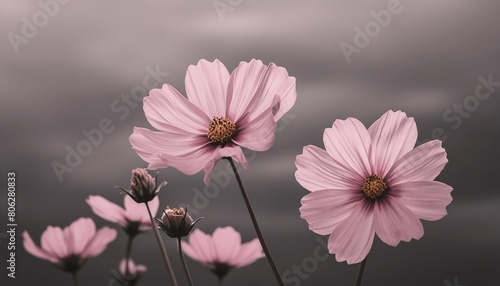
[145,202,178,286]
[226,158,284,286]
[354,257,368,286]
[178,238,194,286]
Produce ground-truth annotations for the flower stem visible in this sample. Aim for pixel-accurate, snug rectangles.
[124,235,134,277]
[354,257,368,286]
[72,272,78,286]
[177,238,194,286]
[226,157,284,286]
[145,202,178,286]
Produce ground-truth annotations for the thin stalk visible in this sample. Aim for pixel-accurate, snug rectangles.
[124,235,134,276]
[145,202,178,286]
[72,272,78,286]
[354,257,368,286]
[226,158,284,286]
[177,238,194,286]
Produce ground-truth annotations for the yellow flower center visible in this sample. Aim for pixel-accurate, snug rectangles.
[362,175,387,199]
[208,117,236,144]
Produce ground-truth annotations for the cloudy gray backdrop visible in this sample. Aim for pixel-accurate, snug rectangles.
[1,0,499,285]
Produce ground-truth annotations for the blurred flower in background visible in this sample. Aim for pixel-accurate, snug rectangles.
[181,226,264,281]
[23,217,117,274]
[86,195,159,237]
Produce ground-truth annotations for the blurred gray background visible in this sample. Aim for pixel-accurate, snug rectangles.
[1,0,499,285]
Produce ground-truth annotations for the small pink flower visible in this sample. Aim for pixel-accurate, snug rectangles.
[86,195,159,236]
[297,110,453,264]
[119,258,147,276]
[130,59,296,184]
[181,226,264,279]
[23,217,117,273]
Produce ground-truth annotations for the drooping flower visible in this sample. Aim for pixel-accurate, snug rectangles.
[23,217,117,273]
[296,110,453,264]
[181,226,264,280]
[130,59,296,184]
[117,168,166,203]
[156,206,202,238]
[86,195,159,237]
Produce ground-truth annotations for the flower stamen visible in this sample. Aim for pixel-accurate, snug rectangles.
[362,175,387,199]
[208,117,236,144]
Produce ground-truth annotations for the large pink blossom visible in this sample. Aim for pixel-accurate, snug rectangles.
[130,59,296,184]
[86,195,159,236]
[23,217,117,272]
[296,110,453,264]
[181,226,264,279]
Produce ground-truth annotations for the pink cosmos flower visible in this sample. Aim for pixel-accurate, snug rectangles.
[86,195,159,236]
[297,110,453,264]
[23,217,117,273]
[119,258,147,276]
[181,226,264,279]
[130,59,296,184]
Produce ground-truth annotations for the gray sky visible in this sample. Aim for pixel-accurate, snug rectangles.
[1,1,499,285]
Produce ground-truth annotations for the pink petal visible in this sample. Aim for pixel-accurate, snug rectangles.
[144,84,210,134]
[295,145,364,192]
[231,61,296,122]
[300,189,363,235]
[41,226,69,260]
[232,238,264,268]
[373,197,424,247]
[232,107,276,151]
[23,231,59,263]
[368,110,418,178]
[212,226,242,263]
[216,145,249,168]
[184,229,216,264]
[129,127,210,167]
[81,226,117,258]
[181,240,205,264]
[86,196,126,225]
[65,218,97,255]
[158,144,217,176]
[391,181,453,221]
[328,201,375,264]
[119,258,147,275]
[202,145,249,184]
[386,140,448,185]
[185,59,230,118]
[270,75,296,121]
[226,59,269,122]
[124,195,157,225]
[323,118,372,180]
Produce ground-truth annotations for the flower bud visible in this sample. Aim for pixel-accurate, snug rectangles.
[156,206,202,238]
[117,168,166,203]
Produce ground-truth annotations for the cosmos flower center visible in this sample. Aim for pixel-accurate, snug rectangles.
[170,207,185,216]
[208,117,236,144]
[362,175,387,199]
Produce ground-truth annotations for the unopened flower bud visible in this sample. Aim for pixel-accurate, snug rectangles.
[117,168,166,203]
[156,206,202,238]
